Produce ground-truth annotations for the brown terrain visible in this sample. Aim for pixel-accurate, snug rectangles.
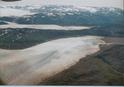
[40,37,124,85]
[0,79,4,85]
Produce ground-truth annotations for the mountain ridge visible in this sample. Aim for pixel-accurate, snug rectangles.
[0,5,123,26]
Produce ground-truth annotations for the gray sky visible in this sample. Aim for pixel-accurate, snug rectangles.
[0,0,123,9]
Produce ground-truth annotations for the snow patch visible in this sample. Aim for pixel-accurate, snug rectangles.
[0,36,105,85]
[0,7,34,17]
[0,22,92,30]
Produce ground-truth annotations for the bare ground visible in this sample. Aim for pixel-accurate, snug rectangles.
[40,37,124,85]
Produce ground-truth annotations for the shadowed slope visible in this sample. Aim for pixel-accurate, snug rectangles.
[41,45,124,85]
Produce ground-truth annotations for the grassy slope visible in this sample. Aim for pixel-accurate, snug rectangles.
[40,45,124,85]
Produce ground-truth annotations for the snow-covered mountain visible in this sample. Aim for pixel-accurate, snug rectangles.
[0,5,122,17]
[0,5,123,26]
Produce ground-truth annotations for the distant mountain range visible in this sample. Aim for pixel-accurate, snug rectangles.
[0,5,124,49]
[0,5,123,26]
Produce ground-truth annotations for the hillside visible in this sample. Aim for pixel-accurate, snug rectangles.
[41,44,124,85]
[0,25,124,49]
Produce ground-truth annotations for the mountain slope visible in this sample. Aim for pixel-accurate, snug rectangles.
[41,45,124,85]
[0,5,123,26]
[0,24,123,49]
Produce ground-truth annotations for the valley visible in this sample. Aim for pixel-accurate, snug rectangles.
[0,3,124,85]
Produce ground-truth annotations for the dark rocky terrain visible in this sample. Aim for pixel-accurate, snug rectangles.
[40,44,124,85]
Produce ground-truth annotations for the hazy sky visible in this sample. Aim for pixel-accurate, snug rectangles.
[0,0,123,9]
